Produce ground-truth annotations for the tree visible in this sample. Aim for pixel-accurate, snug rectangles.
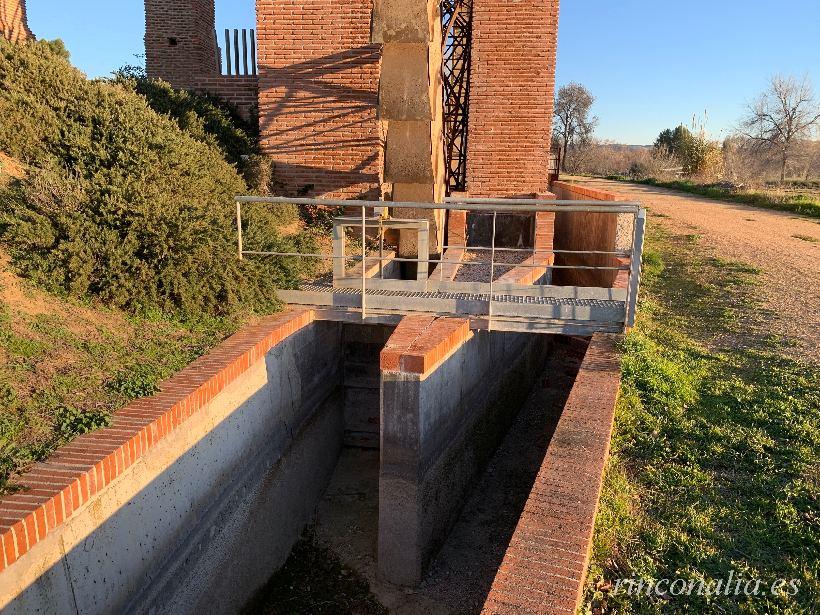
[553,83,597,171]
[654,125,693,158]
[739,74,820,182]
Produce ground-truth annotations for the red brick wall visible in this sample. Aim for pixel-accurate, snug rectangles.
[1,0,33,42]
[481,333,622,615]
[256,0,382,199]
[144,0,219,90]
[193,75,258,122]
[466,0,560,197]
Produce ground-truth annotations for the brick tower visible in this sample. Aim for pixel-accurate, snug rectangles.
[466,0,561,197]
[1,0,34,43]
[144,0,219,89]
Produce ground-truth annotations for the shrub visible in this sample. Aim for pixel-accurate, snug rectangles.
[0,39,312,317]
[113,68,256,170]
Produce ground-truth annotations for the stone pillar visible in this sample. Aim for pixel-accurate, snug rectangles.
[465,0,560,197]
[372,0,446,254]
[1,0,34,43]
[144,0,219,89]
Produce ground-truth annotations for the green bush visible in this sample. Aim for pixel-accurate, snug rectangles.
[0,39,313,317]
[113,67,256,169]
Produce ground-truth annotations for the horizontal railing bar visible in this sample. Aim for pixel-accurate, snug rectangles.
[235,195,641,214]
[441,244,631,255]
[240,251,628,270]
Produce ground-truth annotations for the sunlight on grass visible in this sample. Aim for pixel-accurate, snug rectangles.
[584,223,820,614]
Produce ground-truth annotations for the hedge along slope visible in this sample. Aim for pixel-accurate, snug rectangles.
[0,40,308,317]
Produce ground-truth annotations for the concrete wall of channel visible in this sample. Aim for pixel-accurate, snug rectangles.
[379,319,551,585]
[1,319,346,615]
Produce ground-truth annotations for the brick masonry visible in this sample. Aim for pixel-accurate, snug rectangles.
[0,309,315,573]
[466,0,561,197]
[256,0,382,199]
[481,333,622,615]
[143,1,563,205]
[144,0,219,89]
[0,0,32,43]
[144,0,258,122]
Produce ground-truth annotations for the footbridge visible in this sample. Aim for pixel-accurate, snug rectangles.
[235,196,646,335]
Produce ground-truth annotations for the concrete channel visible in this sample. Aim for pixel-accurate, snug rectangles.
[0,310,621,614]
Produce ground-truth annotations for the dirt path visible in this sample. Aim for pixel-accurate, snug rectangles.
[565,176,820,361]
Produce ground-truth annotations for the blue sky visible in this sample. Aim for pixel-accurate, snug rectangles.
[28,1,820,145]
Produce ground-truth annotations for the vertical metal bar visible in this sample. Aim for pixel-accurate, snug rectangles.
[233,29,240,76]
[250,29,257,76]
[236,202,243,260]
[378,217,384,279]
[488,210,497,331]
[242,29,249,75]
[626,209,646,328]
[361,205,367,319]
[214,29,221,72]
[224,29,232,76]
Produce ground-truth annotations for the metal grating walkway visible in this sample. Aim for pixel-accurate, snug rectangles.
[278,283,626,335]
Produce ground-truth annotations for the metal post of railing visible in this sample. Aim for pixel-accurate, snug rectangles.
[236,201,243,260]
[378,217,384,279]
[361,204,367,319]
[224,29,232,76]
[488,210,497,331]
[626,209,646,327]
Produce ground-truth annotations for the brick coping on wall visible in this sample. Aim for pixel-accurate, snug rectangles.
[481,333,622,615]
[380,314,472,376]
[0,309,315,573]
[551,180,628,202]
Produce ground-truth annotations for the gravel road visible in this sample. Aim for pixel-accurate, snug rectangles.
[565,177,819,362]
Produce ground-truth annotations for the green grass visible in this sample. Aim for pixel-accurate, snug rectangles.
[605,177,820,219]
[0,294,236,494]
[584,223,819,613]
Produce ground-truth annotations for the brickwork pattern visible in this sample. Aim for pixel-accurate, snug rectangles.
[466,0,560,197]
[192,75,258,122]
[380,314,472,374]
[256,0,382,199]
[0,309,315,573]
[0,0,32,42]
[144,0,219,90]
[481,333,622,615]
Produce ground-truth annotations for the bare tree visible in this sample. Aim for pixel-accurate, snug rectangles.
[739,75,820,182]
[553,83,597,172]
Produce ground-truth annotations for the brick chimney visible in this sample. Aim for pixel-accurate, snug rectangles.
[144,0,219,89]
[1,0,34,43]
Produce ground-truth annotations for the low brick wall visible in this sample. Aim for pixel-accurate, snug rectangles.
[0,310,347,614]
[481,333,622,615]
[378,315,550,586]
[551,181,630,288]
[192,75,259,123]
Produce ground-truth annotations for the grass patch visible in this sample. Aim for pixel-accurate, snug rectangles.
[584,223,819,613]
[0,289,236,494]
[242,531,387,614]
[606,177,820,219]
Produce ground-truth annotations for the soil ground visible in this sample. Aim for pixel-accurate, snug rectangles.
[564,176,820,364]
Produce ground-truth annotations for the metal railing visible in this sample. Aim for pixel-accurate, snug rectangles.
[219,28,257,76]
[235,196,646,332]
